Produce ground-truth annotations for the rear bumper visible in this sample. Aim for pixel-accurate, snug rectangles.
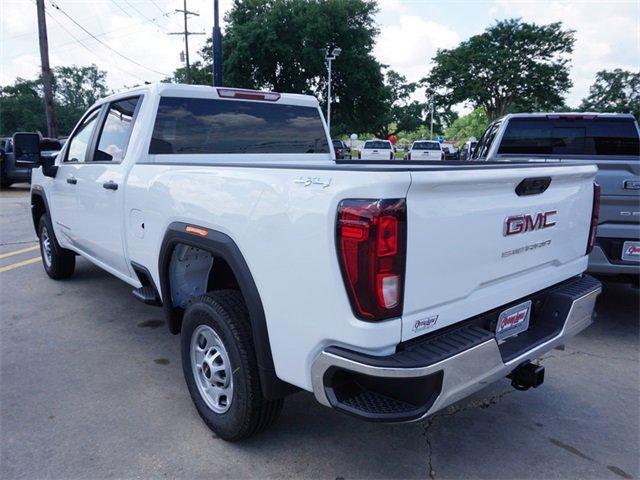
[311,275,601,422]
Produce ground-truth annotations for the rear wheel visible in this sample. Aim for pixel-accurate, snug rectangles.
[38,214,75,279]
[181,290,283,441]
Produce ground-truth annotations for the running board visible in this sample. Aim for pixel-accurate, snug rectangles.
[132,286,162,306]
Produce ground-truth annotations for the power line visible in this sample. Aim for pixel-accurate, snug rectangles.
[110,0,134,18]
[45,10,146,82]
[120,0,166,29]
[48,1,170,77]
[149,0,164,14]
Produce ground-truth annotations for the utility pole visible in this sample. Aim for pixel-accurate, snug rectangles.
[212,0,222,86]
[170,0,203,84]
[36,0,58,137]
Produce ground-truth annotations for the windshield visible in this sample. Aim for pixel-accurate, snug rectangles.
[498,117,640,157]
[413,141,440,150]
[364,141,391,149]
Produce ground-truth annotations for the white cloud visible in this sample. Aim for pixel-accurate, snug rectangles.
[374,14,459,106]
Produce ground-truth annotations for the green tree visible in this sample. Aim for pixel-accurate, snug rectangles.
[0,78,46,135]
[0,64,109,136]
[424,19,575,121]
[579,69,640,119]
[170,0,389,136]
[445,108,489,143]
[376,70,426,138]
[52,65,109,134]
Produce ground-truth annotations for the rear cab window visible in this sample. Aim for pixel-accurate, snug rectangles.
[412,141,440,150]
[363,141,391,150]
[497,116,640,157]
[149,97,330,155]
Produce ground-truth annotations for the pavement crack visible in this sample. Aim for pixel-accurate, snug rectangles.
[422,388,515,479]
[541,348,636,363]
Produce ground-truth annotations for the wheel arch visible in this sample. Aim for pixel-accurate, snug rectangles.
[30,187,49,234]
[158,221,297,400]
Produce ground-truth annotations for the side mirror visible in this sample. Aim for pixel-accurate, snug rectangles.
[41,155,58,178]
[12,132,41,167]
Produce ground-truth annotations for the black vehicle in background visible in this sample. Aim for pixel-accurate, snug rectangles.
[332,139,352,160]
[1,135,61,188]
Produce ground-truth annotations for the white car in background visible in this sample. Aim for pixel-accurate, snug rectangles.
[358,140,395,160]
[407,140,444,160]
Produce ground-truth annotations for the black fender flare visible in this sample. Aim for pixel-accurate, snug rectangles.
[158,221,297,400]
[30,186,51,234]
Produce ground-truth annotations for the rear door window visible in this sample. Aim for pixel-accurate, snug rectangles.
[498,117,640,157]
[150,97,329,154]
[473,122,500,159]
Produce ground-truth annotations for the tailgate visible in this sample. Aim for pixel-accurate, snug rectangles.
[402,164,597,341]
[362,149,391,160]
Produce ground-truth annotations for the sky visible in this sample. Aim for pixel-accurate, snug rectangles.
[1,0,638,113]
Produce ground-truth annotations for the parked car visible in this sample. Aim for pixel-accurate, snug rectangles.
[332,139,352,160]
[441,142,459,160]
[29,83,601,441]
[459,140,478,161]
[358,139,394,160]
[407,140,444,160]
[472,112,640,284]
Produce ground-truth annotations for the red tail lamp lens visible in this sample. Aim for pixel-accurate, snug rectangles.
[336,199,406,321]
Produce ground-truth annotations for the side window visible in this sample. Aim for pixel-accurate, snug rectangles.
[473,122,500,160]
[93,97,140,163]
[65,109,101,163]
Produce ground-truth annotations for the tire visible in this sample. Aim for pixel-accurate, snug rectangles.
[181,290,283,441]
[38,214,75,279]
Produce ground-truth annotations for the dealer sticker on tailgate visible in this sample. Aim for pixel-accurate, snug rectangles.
[495,300,532,342]
[621,241,640,262]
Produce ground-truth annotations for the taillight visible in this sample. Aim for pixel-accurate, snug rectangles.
[390,151,394,160]
[586,182,601,254]
[336,199,407,321]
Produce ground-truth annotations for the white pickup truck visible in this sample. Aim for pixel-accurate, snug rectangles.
[27,84,602,441]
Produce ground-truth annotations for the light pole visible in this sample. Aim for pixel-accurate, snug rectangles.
[430,101,434,140]
[325,47,341,133]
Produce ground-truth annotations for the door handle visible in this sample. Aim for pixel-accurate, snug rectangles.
[66,176,77,185]
[102,181,118,190]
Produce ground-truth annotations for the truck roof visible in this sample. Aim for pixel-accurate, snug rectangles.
[95,82,320,109]
[496,112,637,121]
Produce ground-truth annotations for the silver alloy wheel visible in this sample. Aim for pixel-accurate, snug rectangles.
[191,325,234,414]
[41,226,52,268]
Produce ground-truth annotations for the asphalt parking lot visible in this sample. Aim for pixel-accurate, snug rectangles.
[0,184,638,480]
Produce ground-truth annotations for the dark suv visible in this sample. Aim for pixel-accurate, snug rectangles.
[332,139,352,160]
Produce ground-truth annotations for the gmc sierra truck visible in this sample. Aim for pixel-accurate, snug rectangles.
[472,113,640,283]
[27,84,602,441]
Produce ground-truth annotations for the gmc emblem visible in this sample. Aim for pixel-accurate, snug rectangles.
[504,211,557,236]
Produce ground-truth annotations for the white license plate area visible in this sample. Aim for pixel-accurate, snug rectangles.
[621,241,640,262]
[495,300,532,342]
